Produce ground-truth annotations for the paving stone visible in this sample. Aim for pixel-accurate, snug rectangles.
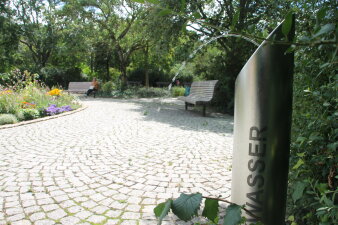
[47,208,67,220]
[34,219,55,225]
[74,210,93,219]
[139,220,158,225]
[37,198,54,205]
[5,207,23,216]
[120,220,138,225]
[30,212,46,222]
[81,200,97,209]
[105,210,122,218]
[60,216,81,224]
[91,205,109,214]
[0,98,233,224]
[121,212,140,220]
[11,220,32,225]
[106,219,120,225]
[67,205,84,214]
[87,215,106,223]
[7,213,25,222]
[42,204,59,212]
[125,204,141,212]
[110,201,127,210]
[141,198,156,205]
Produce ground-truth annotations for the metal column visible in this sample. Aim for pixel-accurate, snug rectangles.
[231,17,295,224]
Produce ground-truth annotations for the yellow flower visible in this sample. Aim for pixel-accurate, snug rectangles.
[47,88,62,96]
[0,90,13,95]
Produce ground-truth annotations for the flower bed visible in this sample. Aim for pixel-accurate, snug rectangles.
[0,71,81,125]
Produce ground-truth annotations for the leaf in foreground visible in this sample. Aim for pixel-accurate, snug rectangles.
[154,200,172,225]
[202,198,219,223]
[282,12,293,37]
[223,204,242,225]
[172,193,202,221]
[292,181,307,203]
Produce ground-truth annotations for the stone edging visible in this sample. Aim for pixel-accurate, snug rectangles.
[0,105,88,130]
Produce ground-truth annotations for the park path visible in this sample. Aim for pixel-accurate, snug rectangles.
[0,98,234,225]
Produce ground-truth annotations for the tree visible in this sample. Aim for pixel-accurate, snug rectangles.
[11,0,63,71]
[63,0,146,85]
[0,1,20,72]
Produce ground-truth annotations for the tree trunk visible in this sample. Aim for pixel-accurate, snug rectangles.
[144,44,149,88]
[106,53,110,82]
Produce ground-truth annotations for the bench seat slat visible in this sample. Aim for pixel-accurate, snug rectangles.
[178,80,218,116]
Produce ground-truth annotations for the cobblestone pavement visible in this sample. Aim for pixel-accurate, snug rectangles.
[0,98,234,225]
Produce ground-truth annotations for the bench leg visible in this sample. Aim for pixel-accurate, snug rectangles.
[203,105,206,117]
[185,102,188,110]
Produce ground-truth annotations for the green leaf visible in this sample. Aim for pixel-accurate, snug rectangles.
[181,0,186,11]
[288,215,295,221]
[231,9,240,30]
[282,12,293,37]
[131,0,145,3]
[202,198,219,222]
[313,24,335,38]
[158,8,172,17]
[222,204,242,225]
[316,8,327,21]
[146,0,160,4]
[192,12,202,19]
[154,200,172,225]
[293,159,304,170]
[315,183,328,194]
[172,193,202,221]
[292,181,307,203]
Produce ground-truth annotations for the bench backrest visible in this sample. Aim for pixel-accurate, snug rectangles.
[68,82,91,92]
[189,80,218,101]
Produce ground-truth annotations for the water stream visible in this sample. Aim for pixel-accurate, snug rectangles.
[168,33,260,90]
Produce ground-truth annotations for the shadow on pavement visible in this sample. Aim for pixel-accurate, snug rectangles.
[80,97,234,135]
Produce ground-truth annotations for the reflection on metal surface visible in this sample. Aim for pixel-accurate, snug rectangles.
[231,17,295,225]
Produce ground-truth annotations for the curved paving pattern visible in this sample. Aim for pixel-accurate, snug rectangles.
[0,98,234,225]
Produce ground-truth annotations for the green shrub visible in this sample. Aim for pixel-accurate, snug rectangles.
[171,87,185,97]
[17,109,40,120]
[0,91,20,114]
[0,114,18,125]
[101,81,115,94]
[136,87,170,98]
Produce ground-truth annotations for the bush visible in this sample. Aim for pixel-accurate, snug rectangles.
[0,114,18,125]
[135,87,170,98]
[17,109,40,120]
[0,90,20,114]
[171,86,185,97]
[101,81,115,95]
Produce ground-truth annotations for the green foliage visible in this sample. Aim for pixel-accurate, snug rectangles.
[153,194,246,225]
[172,193,202,221]
[101,81,116,95]
[154,200,172,225]
[134,87,170,98]
[17,109,40,121]
[0,70,81,124]
[223,204,242,225]
[287,2,337,223]
[202,198,219,223]
[0,114,18,125]
[171,86,185,97]
[0,91,20,114]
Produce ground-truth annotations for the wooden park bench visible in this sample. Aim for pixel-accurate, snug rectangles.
[178,80,218,116]
[67,82,96,97]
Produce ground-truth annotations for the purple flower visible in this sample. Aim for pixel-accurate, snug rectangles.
[45,104,73,116]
